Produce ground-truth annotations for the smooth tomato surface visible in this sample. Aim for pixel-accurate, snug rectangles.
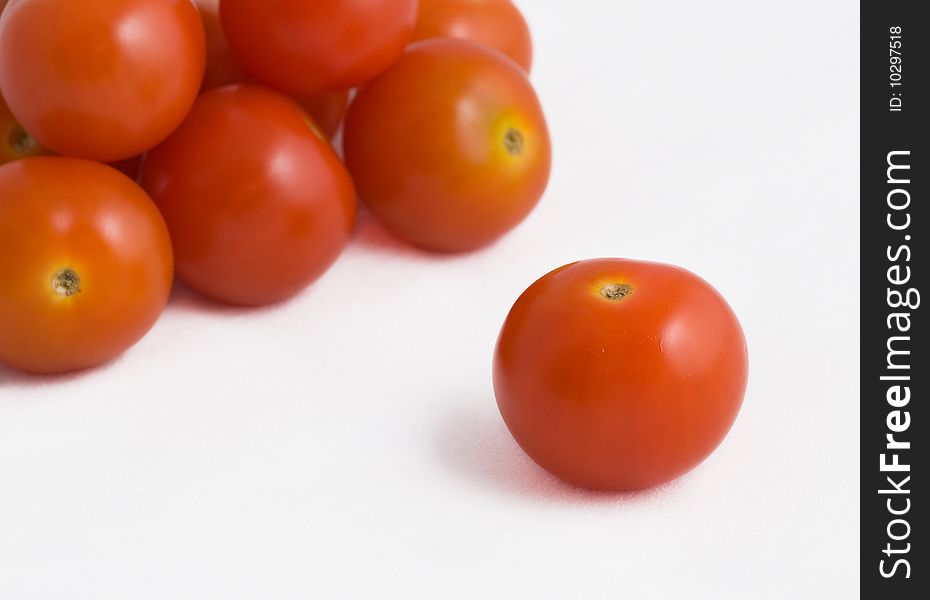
[413,0,533,71]
[195,0,349,138]
[0,0,205,162]
[195,0,250,90]
[220,0,418,95]
[493,259,749,491]
[0,157,173,374]
[344,39,550,252]
[141,86,356,307]
[1,90,46,165]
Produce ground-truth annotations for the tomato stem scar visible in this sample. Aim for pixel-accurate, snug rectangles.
[9,125,39,156]
[600,283,633,301]
[52,268,82,297]
[503,128,524,156]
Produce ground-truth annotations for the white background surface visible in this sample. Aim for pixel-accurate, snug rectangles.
[0,1,860,598]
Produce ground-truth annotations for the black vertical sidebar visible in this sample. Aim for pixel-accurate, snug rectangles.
[862,1,927,596]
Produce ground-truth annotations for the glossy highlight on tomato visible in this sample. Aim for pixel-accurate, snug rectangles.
[141,85,356,307]
[344,38,550,252]
[493,259,749,491]
[412,0,533,71]
[220,0,418,95]
[0,0,205,162]
[0,157,174,374]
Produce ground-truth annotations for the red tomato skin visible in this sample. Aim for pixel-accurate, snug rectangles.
[295,91,351,141]
[195,0,251,91]
[0,157,173,374]
[220,0,418,95]
[493,259,749,491]
[108,155,145,182]
[1,90,46,165]
[344,39,550,252]
[141,85,356,307]
[0,0,205,162]
[194,0,350,139]
[412,0,533,71]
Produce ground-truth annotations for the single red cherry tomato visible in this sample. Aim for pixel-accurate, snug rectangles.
[141,85,356,307]
[0,0,205,162]
[0,157,173,374]
[194,0,349,139]
[344,39,550,252]
[494,259,749,491]
[1,90,46,165]
[220,0,418,95]
[412,0,533,72]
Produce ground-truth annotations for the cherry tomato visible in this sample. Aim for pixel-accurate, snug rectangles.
[344,39,550,252]
[0,157,173,374]
[194,0,349,139]
[0,0,205,162]
[493,259,749,491]
[412,0,533,72]
[141,85,356,307]
[1,90,46,165]
[220,0,418,95]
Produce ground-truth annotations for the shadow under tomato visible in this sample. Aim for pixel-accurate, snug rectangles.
[166,279,279,317]
[349,207,475,262]
[434,403,684,505]
[349,208,423,257]
[0,355,122,392]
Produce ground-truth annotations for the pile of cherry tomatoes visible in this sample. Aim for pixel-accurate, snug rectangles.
[0,0,548,372]
[0,0,748,492]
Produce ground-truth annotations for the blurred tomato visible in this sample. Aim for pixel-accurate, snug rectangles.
[344,39,550,252]
[0,157,173,374]
[413,0,533,71]
[194,0,349,138]
[494,259,749,491]
[1,90,46,165]
[141,86,356,307]
[0,0,205,162]
[220,0,418,95]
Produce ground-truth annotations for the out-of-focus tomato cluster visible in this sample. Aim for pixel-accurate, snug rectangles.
[0,0,549,374]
